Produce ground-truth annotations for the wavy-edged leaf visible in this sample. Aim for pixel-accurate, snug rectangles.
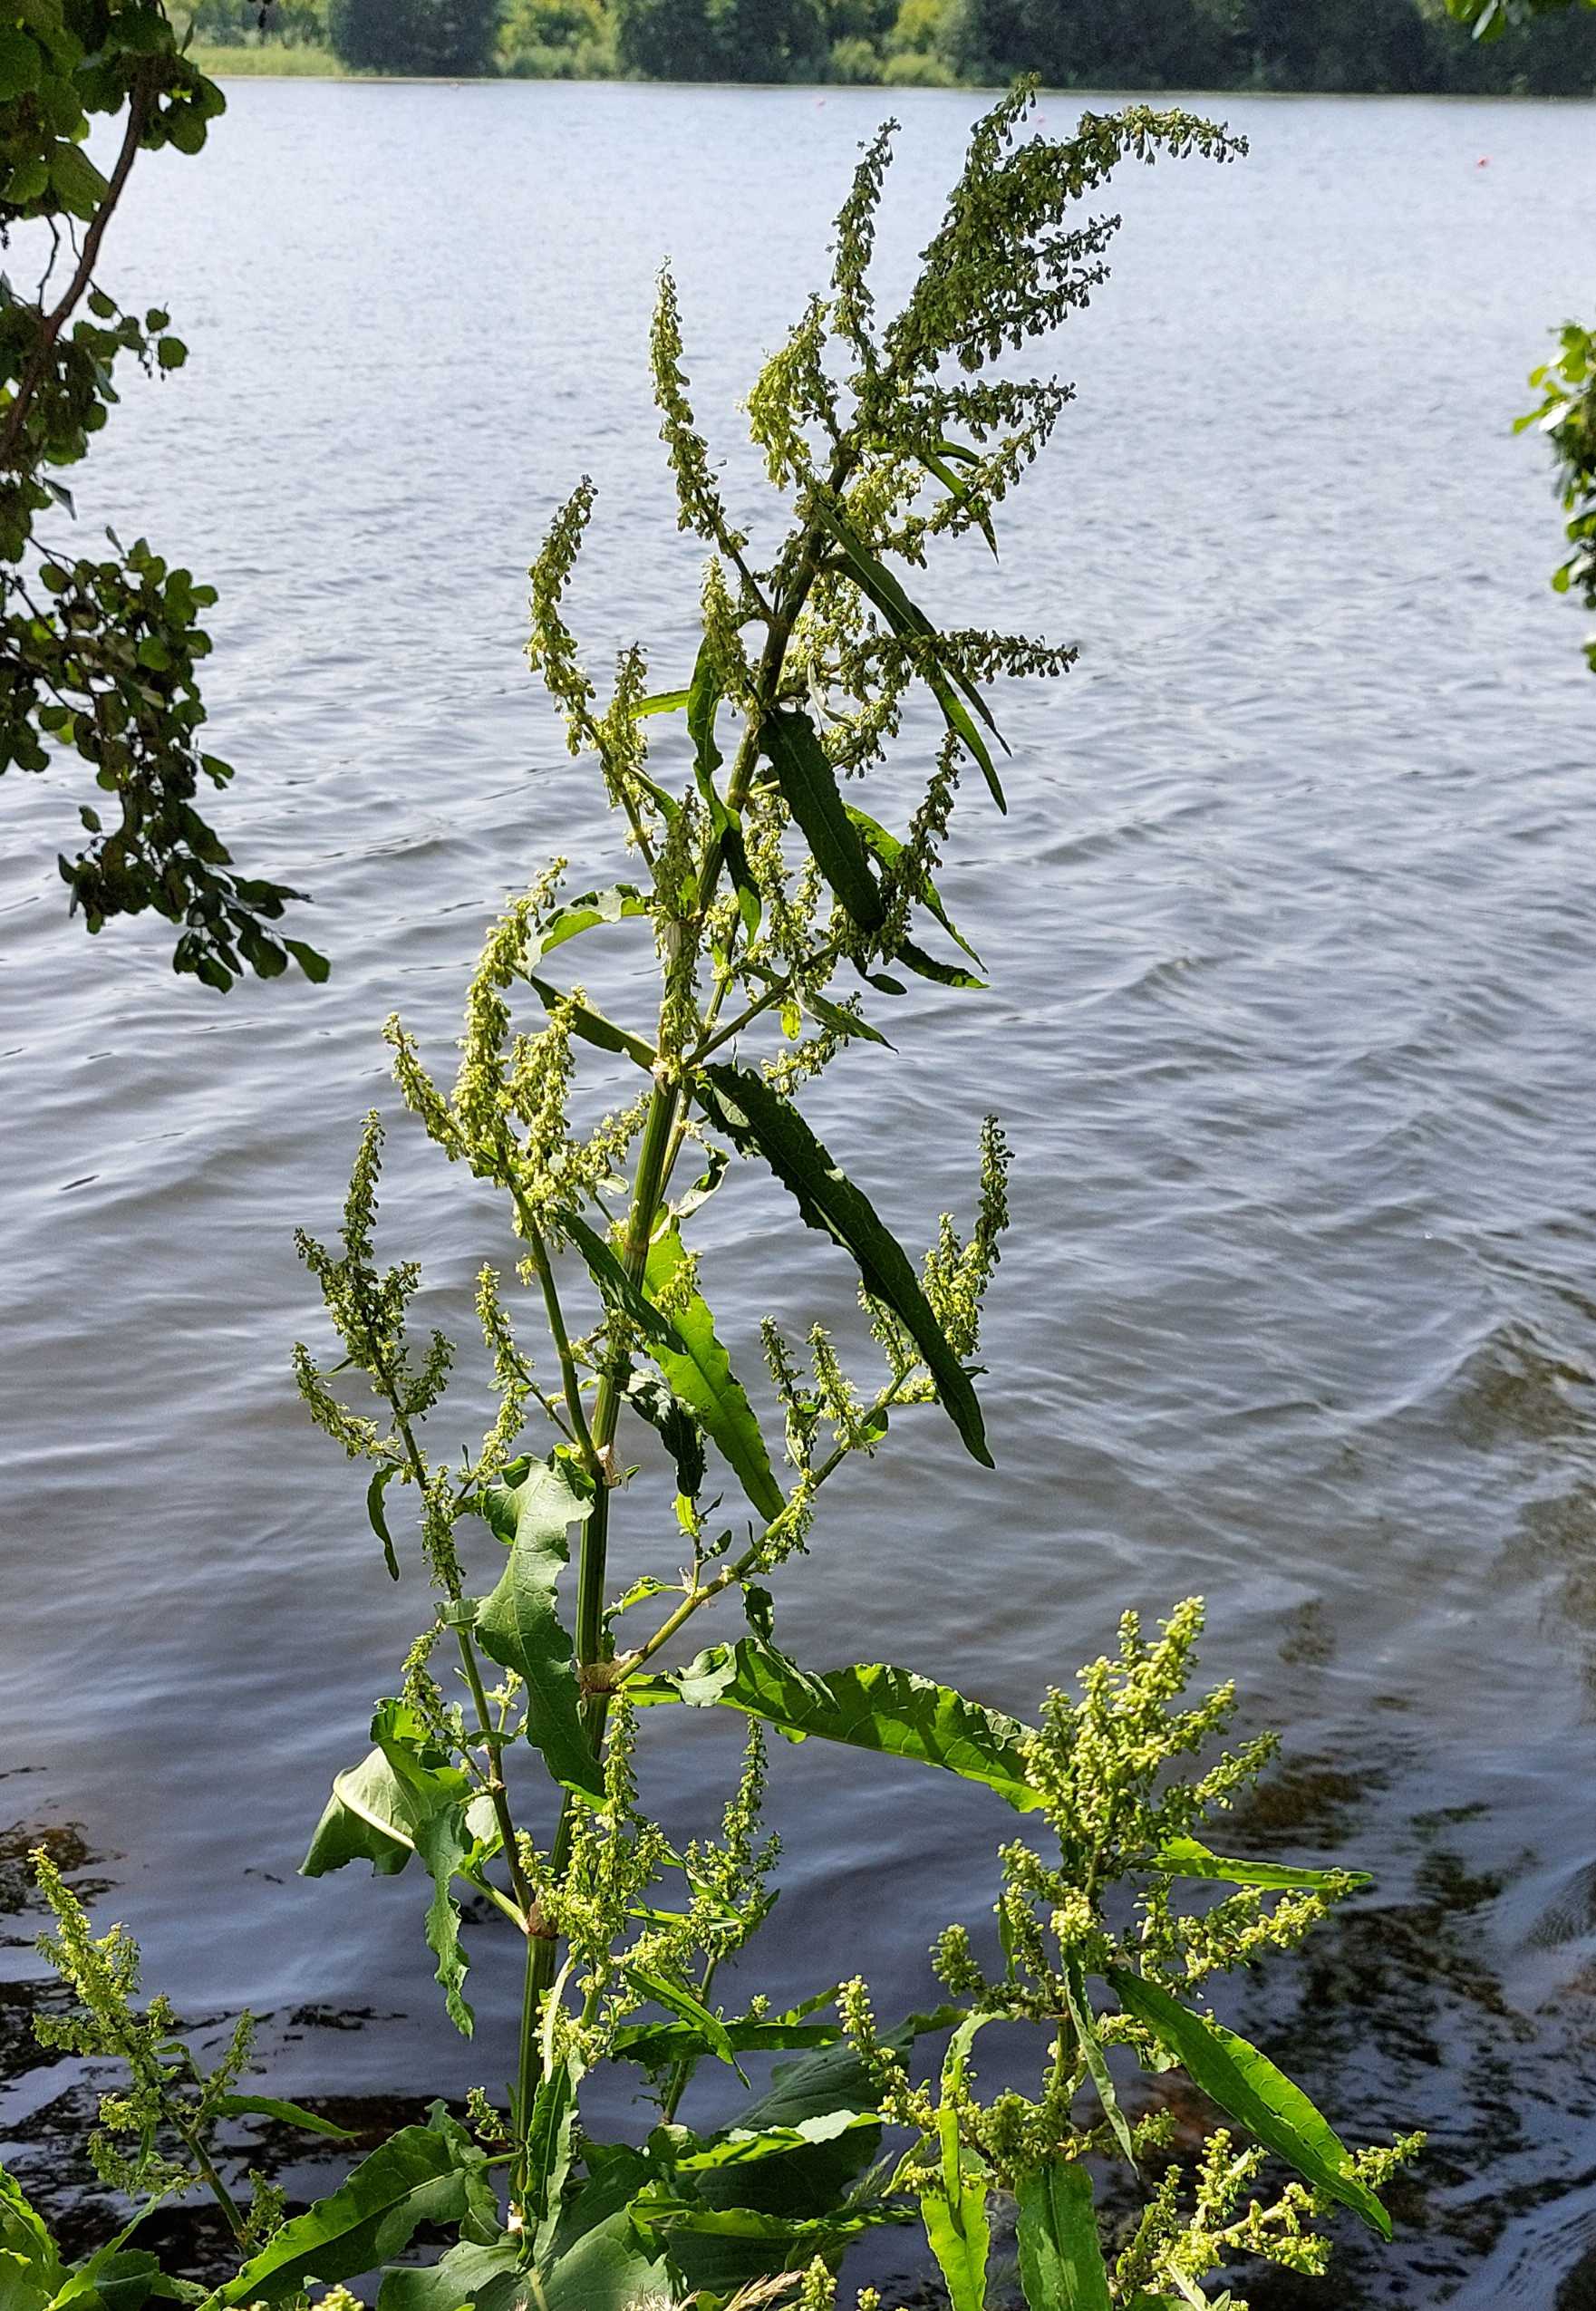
[759,707,885,932]
[414,1806,475,2036]
[897,937,985,991]
[633,1637,1040,1811]
[219,2126,472,2303]
[1106,1971,1391,2238]
[559,1205,686,1352]
[1151,1836,1370,1892]
[1064,1967,1134,2168]
[1015,2160,1111,2311]
[526,972,656,1070]
[643,1221,785,1523]
[477,1457,602,1799]
[846,806,982,966]
[525,2047,584,2260]
[213,2093,358,2142]
[695,1063,992,1468]
[366,1464,401,1581]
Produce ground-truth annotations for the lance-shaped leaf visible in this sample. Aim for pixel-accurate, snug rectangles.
[919,2012,995,2311]
[527,971,656,1069]
[897,937,985,991]
[759,707,885,933]
[219,2126,474,2303]
[1151,1836,1371,1892]
[694,1064,992,1468]
[478,1458,603,1799]
[367,1464,401,1581]
[1106,1971,1391,2238]
[688,640,724,779]
[558,1205,686,1352]
[846,805,982,967]
[614,2013,840,2073]
[819,503,1008,810]
[1015,2160,1111,2311]
[525,2048,585,2261]
[1,2163,66,2311]
[368,1703,498,2034]
[632,1637,1040,1811]
[672,2109,881,2171]
[625,1966,748,2078]
[629,686,691,720]
[1064,1966,1135,2168]
[213,2094,358,2142]
[643,1221,785,1522]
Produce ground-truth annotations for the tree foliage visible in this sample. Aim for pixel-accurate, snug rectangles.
[326,0,501,73]
[0,0,325,987]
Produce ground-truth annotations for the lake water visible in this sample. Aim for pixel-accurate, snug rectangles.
[4,75,1596,2308]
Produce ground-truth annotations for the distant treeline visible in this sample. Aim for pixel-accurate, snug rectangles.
[219,0,1596,90]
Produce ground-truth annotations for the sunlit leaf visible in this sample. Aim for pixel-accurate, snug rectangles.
[632,1637,1040,1810]
[219,2125,475,2303]
[1106,1971,1391,2238]
[1151,1836,1370,1892]
[1015,2160,1111,2311]
[643,1220,786,1523]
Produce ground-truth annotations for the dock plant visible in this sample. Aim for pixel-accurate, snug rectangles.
[9,85,1419,2311]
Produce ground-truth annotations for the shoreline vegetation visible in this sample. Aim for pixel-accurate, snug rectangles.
[187,0,1596,92]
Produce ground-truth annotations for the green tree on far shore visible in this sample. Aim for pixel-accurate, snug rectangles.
[327,0,499,73]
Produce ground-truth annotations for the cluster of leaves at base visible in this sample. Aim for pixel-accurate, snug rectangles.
[0,0,324,986]
[1516,321,1596,672]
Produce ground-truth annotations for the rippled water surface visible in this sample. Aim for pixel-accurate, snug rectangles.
[5,78,1596,2306]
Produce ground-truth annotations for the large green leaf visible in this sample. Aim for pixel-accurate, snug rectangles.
[378,2238,522,2311]
[537,2213,670,2311]
[1151,1835,1371,1892]
[632,1637,1040,1811]
[624,1966,747,2077]
[301,1710,497,1881]
[921,2015,994,2311]
[368,1703,497,2035]
[1106,1971,1391,2238]
[525,2049,584,2261]
[643,1221,785,1523]
[414,1805,476,2037]
[219,2126,474,2304]
[1015,2161,1111,2311]
[672,2109,881,2171]
[758,707,885,933]
[695,1063,992,1468]
[478,1458,602,1800]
